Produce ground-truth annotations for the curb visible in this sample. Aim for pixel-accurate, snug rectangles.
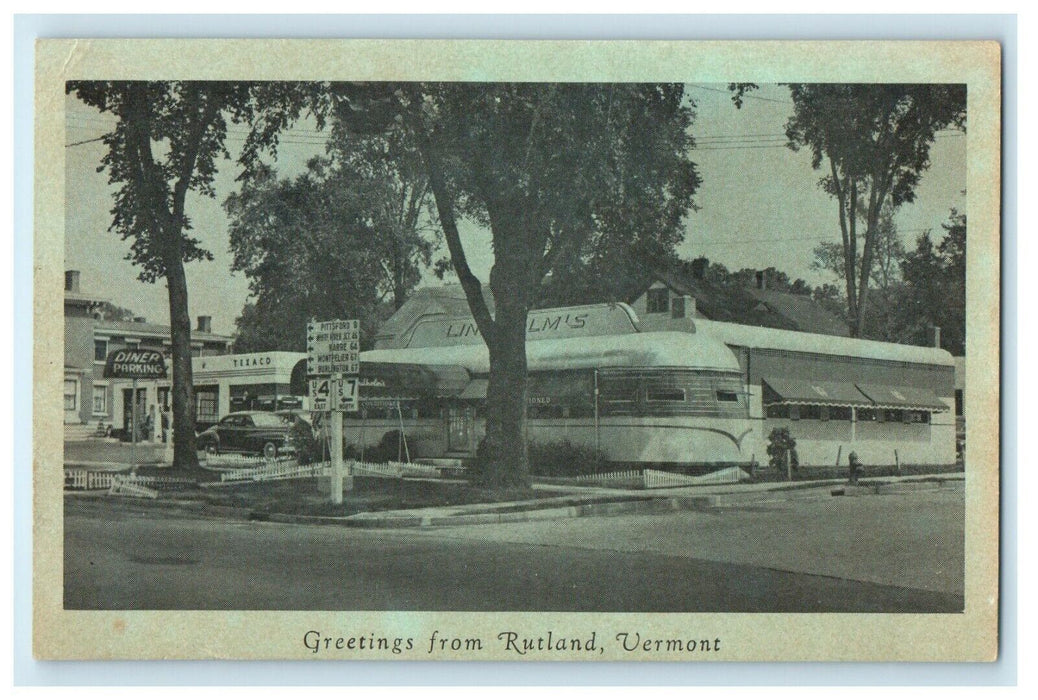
[265,495,680,528]
[65,473,965,528]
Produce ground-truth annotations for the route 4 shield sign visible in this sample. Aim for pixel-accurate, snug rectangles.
[309,378,331,411]
[309,377,358,412]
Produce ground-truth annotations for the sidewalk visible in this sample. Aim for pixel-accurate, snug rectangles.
[265,472,965,529]
[63,441,964,529]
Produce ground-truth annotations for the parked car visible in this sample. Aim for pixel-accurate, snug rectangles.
[196,410,300,459]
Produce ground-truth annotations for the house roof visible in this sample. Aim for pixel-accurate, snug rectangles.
[647,269,849,337]
[746,287,850,337]
[64,290,109,307]
[95,319,233,344]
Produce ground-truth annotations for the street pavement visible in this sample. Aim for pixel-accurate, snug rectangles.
[63,486,963,612]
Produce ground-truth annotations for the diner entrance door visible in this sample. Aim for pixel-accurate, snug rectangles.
[447,406,473,453]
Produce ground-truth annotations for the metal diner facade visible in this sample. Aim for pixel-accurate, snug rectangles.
[351,301,955,468]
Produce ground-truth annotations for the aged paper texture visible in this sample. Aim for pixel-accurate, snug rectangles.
[35,39,1000,661]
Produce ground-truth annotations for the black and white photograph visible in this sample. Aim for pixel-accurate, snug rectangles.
[34,39,1001,661]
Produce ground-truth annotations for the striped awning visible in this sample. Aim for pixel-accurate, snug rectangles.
[855,383,949,411]
[762,378,872,407]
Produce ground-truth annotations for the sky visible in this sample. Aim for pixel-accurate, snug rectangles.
[64,84,966,337]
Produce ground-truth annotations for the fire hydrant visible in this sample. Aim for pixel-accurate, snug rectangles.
[848,451,862,486]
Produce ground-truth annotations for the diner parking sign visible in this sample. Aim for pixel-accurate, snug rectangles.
[102,349,168,379]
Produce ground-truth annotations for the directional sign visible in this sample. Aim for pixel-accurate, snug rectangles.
[332,377,359,412]
[307,319,360,376]
[309,378,332,411]
[307,376,358,412]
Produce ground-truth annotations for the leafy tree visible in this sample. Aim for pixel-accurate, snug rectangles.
[894,210,966,355]
[733,83,965,336]
[226,132,437,353]
[333,83,700,488]
[67,81,319,471]
[96,302,141,322]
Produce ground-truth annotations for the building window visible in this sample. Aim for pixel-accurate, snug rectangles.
[92,384,107,415]
[716,390,739,403]
[64,380,78,411]
[124,341,139,350]
[94,339,107,362]
[829,406,853,421]
[670,296,686,318]
[799,405,822,420]
[646,288,669,314]
[955,390,963,417]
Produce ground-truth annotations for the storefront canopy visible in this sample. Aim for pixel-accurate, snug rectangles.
[361,362,471,398]
[762,378,872,407]
[855,383,949,411]
[457,378,489,400]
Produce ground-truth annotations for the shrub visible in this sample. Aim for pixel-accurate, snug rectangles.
[527,440,610,478]
[290,420,324,465]
[766,427,799,473]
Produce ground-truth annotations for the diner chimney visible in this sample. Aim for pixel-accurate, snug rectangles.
[64,270,80,293]
[197,315,212,334]
[928,325,942,349]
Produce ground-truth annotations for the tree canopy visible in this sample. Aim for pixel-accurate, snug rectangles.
[66,80,321,470]
[226,129,438,353]
[332,82,701,487]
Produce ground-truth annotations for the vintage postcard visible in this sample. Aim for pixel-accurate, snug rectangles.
[34,39,1000,661]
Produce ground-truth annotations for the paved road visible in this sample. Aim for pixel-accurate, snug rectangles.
[64,490,963,612]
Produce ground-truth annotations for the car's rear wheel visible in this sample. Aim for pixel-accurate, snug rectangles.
[262,441,278,460]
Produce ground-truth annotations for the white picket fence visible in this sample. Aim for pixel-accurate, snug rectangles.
[576,466,751,490]
[213,461,332,484]
[202,453,295,470]
[108,476,158,499]
[64,469,194,492]
[207,458,444,486]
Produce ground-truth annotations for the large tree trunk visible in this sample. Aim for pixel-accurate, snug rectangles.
[165,256,201,472]
[480,264,532,489]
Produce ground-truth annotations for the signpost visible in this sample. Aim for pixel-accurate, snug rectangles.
[103,349,167,473]
[307,319,360,503]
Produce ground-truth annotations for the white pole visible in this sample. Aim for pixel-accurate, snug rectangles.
[130,378,137,474]
[330,374,344,504]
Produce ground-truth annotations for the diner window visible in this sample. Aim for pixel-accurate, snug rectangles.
[905,410,931,424]
[789,405,800,421]
[829,406,853,421]
[765,404,788,419]
[92,384,107,415]
[857,408,878,422]
[799,405,822,420]
[646,288,669,314]
[64,380,78,411]
[646,387,686,402]
[94,339,107,362]
[883,409,904,423]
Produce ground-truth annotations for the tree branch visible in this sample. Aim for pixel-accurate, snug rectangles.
[408,102,497,344]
